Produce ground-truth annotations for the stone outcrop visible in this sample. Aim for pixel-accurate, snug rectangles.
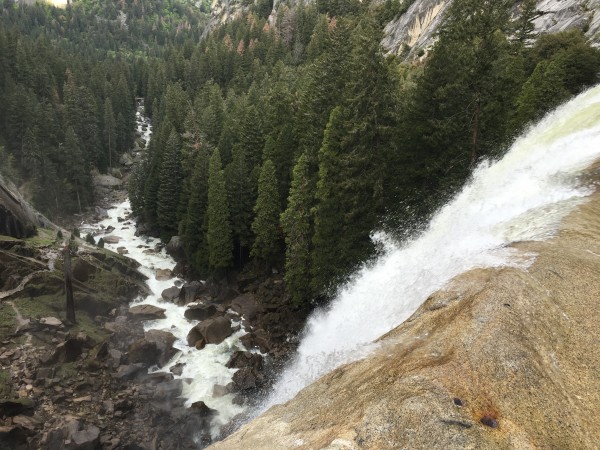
[0,175,51,238]
[382,0,600,59]
[209,181,600,448]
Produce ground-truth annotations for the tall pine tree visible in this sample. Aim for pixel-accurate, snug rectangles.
[157,130,183,239]
[251,159,281,268]
[281,152,313,305]
[207,149,233,271]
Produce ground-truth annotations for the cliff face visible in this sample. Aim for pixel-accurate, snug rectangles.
[0,176,53,239]
[382,0,600,59]
[209,171,600,449]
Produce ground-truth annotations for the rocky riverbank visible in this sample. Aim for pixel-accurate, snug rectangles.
[0,98,311,448]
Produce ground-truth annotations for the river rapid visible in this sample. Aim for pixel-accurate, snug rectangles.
[80,102,247,439]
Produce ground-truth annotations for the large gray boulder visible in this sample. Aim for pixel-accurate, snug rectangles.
[184,304,217,321]
[128,304,166,320]
[186,316,232,347]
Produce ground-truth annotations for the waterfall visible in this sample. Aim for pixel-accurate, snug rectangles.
[261,85,600,411]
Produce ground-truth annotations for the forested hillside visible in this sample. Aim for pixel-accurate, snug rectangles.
[1,0,599,306]
[0,0,207,215]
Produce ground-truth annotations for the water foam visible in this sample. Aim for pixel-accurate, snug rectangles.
[261,85,600,410]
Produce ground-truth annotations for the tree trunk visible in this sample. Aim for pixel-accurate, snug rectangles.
[64,240,76,324]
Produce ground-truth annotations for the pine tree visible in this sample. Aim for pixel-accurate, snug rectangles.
[514,0,538,45]
[225,144,256,266]
[281,152,313,305]
[157,130,183,238]
[207,149,233,270]
[183,148,210,274]
[251,159,281,267]
[103,98,116,171]
[62,126,90,213]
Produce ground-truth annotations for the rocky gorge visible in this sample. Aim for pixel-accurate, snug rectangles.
[0,101,309,449]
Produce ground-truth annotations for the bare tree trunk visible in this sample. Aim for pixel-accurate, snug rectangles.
[64,240,76,324]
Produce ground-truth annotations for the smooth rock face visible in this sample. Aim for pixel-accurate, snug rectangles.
[382,0,600,59]
[209,188,600,449]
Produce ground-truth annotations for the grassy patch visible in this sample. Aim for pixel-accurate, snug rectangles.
[24,227,60,248]
[0,369,13,398]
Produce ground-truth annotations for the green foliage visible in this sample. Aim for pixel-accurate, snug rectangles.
[182,148,210,275]
[157,130,183,239]
[207,150,233,271]
[3,0,599,312]
[85,233,95,245]
[281,153,313,305]
[97,237,105,248]
[251,160,281,267]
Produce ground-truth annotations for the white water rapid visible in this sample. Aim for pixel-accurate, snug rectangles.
[81,102,247,438]
[262,85,600,411]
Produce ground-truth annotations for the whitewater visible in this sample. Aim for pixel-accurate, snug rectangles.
[81,102,247,438]
[262,85,600,411]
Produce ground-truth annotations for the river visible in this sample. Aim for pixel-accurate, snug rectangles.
[80,101,247,439]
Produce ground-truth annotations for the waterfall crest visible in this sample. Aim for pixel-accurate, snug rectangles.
[262,85,600,411]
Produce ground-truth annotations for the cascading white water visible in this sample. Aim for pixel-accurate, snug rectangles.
[262,85,600,411]
[81,102,248,439]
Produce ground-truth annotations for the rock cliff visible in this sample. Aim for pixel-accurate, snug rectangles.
[382,0,600,59]
[209,168,600,448]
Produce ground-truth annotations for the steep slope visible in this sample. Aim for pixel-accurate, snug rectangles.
[0,176,54,239]
[209,164,600,449]
[382,0,600,58]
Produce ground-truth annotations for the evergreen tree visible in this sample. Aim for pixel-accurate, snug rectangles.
[183,148,210,274]
[251,159,281,267]
[225,143,256,266]
[207,149,233,270]
[103,98,116,170]
[157,130,183,238]
[281,152,313,305]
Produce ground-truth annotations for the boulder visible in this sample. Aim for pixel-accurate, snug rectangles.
[127,339,160,367]
[128,304,166,320]
[230,294,260,321]
[226,351,263,371]
[178,281,205,305]
[94,206,109,220]
[0,398,34,417]
[70,424,100,450]
[144,329,177,367]
[44,336,87,364]
[190,401,217,418]
[184,304,217,321]
[240,329,271,353]
[231,368,257,391]
[187,317,233,346]
[113,363,146,380]
[155,269,172,281]
[102,235,120,244]
[161,286,181,302]
[186,327,203,348]
[170,363,185,376]
[40,317,63,328]
[166,236,185,260]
